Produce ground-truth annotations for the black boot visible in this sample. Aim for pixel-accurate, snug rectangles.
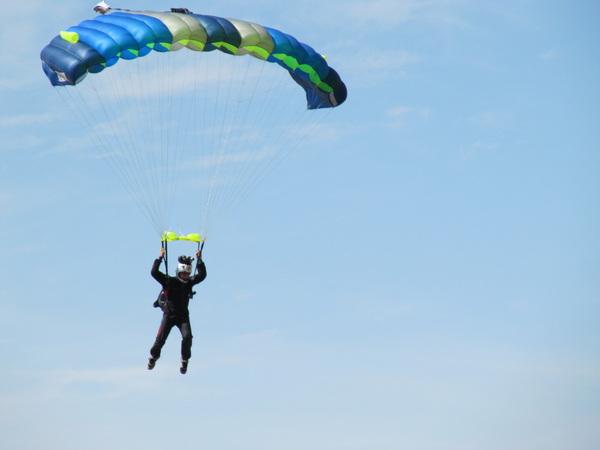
[180,359,189,374]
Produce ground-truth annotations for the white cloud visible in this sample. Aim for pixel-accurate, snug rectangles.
[342,47,421,87]
[0,365,166,419]
[0,113,55,127]
[384,106,431,130]
[388,105,430,118]
[0,1,79,89]
[50,366,165,395]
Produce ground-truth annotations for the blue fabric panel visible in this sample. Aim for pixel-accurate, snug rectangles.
[263,26,333,108]
[94,13,156,57]
[41,60,67,86]
[289,70,326,109]
[264,27,293,62]
[67,26,120,66]
[190,14,225,51]
[284,38,311,84]
[298,43,328,79]
[264,27,306,75]
[290,70,342,109]
[204,15,241,54]
[283,33,306,63]
[112,12,173,52]
[77,19,138,60]
[49,35,105,72]
[323,67,347,106]
[40,47,85,86]
[40,36,105,85]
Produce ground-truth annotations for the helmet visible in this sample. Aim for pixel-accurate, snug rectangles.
[176,255,193,282]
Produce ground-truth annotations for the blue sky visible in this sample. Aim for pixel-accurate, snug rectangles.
[1,1,599,449]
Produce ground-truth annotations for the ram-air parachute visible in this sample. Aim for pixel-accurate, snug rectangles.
[40,4,347,242]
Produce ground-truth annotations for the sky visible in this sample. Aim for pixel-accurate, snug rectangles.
[1,1,599,449]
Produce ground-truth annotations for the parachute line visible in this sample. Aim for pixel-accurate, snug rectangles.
[43,10,345,238]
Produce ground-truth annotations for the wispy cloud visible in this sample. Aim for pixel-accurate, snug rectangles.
[466,109,512,129]
[0,365,166,414]
[383,105,432,130]
[344,0,416,25]
[339,0,470,28]
[0,111,63,153]
[0,113,55,128]
[388,105,430,119]
[342,47,421,87]
[0,1,76,89]
[50,366,165,395]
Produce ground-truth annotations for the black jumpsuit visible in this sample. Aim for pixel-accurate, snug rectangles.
[150,257,207,361]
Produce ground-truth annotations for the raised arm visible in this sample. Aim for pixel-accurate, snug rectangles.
[151,248,168,284]
[192,249,207,284]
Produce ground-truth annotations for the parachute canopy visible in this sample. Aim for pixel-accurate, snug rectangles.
[40,8,347,109]
[40,7,347,241]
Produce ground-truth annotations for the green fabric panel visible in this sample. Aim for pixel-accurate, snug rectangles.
[184,39,206,51]
[298,64,321,84]
[317,81,333,92]
[244,45,270,60]
[227,18,274,60]
[274,54,299,71]
[60,31,79,43]
[213,41,239,54]
[175,14,208,50]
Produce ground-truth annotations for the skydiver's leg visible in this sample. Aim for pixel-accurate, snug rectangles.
[178,318,193,361]
[150,313,175,360]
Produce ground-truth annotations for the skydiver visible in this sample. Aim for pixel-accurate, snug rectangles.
[147,247,206,374]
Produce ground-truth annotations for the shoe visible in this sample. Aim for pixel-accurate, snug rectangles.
[148,356,157,370]
[180,359,188,374]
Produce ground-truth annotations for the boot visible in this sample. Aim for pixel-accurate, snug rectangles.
[180,359,189,374]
